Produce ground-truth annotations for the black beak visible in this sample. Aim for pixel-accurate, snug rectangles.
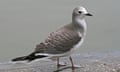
[85,13,93,16]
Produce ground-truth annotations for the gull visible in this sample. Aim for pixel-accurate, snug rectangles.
[12,6,92,70]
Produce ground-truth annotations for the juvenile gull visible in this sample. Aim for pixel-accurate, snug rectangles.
[12,6,92,70]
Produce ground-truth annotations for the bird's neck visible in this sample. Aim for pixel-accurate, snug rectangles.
[72,16,87,36]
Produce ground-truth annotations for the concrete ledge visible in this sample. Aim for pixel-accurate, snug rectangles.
[0,51,120,72]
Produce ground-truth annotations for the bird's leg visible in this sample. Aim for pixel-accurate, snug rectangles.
[56,57,66,69]
[69,56,75,70]
[69,56,83,70]
[57,57,60,69]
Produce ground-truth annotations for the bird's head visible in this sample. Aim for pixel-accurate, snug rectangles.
[72,6,92,19]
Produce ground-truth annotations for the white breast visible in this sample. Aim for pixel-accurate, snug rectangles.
[72,32,84,51]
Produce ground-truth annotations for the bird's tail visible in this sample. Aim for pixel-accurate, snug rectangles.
[11,52,48,62]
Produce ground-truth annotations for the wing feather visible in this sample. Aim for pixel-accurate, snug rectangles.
[34,24,81,54]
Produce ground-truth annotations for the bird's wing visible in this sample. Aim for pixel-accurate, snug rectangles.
[34,24,82,54]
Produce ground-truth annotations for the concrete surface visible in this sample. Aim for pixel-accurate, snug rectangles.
[0,51,120,72]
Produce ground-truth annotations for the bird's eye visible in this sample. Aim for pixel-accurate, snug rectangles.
[78,11,82,14]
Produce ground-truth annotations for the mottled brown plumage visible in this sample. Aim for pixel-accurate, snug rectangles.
[35,23,81,54]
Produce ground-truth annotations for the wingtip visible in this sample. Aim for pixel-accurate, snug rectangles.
[11,53,48,62]
[11,56,27,61]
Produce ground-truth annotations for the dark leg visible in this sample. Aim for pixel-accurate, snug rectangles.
[69,56,75,70]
